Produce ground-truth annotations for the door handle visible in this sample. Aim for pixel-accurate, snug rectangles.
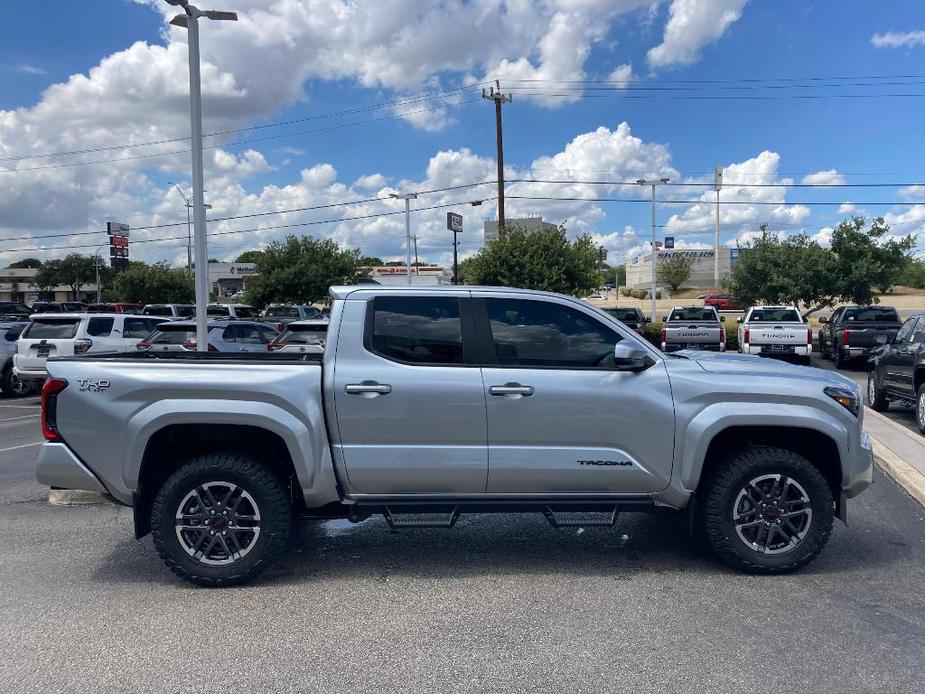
[345,381,392,395]
[489,383,535,397]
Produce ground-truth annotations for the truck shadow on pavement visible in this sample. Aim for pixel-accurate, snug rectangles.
[90,504,908,587]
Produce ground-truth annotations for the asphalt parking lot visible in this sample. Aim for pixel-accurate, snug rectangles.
[1,395,924,693]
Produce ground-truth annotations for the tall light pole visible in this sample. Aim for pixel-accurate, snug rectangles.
[169,182,194,278]
[390,192,417,285]
[166,0,237,350]
[714,165,723,286]
[637,178,669,321]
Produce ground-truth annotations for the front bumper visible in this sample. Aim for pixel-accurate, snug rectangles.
[844,430,875,499]
[36,442,107,494]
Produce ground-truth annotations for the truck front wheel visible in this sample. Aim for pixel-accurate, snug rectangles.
[700,446,833,574]
[150,453,292,587]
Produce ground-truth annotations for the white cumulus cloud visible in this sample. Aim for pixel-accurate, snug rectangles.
[647,0,749,68]
[801,169,846,186]
[871,31,925,48]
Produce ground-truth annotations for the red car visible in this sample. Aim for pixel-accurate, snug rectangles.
[87,303,143,314]
[703,293,742,311]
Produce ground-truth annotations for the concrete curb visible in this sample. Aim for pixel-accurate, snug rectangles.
[865,409,925,509]
[48,489,109,506]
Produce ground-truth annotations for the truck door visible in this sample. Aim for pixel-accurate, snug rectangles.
[331,293,488,494]
[885,318,921,396]
[474,295,675,494]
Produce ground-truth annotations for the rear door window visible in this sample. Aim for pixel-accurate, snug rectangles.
[25,319,80,339]
[151,327,194,344]
[175,305,195,318]
[86,317,115,337]
[368,296,466,365]
[123,317,154,339]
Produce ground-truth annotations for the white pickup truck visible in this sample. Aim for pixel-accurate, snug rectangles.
[737,306,812,365]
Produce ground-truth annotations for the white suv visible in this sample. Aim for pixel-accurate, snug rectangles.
[13,313,169,383]
[138,320,278,352]
[267,319,328,355]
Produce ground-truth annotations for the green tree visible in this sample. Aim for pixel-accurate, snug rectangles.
[657,253,694,293]
[7,258,42,269]
[109,262,194,304]
[459,224,600,296]
[900,257,925,289]
[33,254,99,298]
[728,218,915,315]
[234,250,264,264]
[358,255,383,266]
[244,235,359,308]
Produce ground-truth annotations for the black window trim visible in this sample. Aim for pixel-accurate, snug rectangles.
[362,295,479,367]
[472,296,640,372]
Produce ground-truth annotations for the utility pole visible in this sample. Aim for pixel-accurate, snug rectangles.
[166,0,237,350]
[482,80,511,235]
[637,178,670,321]
[714,165,723,286]
[411,235,419,268]
[170,183,194,278]
[390,192,417,285]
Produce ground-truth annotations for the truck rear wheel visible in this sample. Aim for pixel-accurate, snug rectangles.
[700,446,833,574]
[150,453,292,587]
[867,371,889,412]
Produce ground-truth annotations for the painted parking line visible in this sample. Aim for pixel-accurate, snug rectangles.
[0,414,40,422]
[0,405,40,409]
[0,441,42,453]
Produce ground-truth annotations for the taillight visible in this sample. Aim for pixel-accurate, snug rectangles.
[277,321,285,332]
[660,327,666,344]
[807,328,813,345]
[73,338,92,354]
[743,326,750,344]
[842,328,850,346]
[268,342,285,351]
[207,343,218,352]
[720,326,726,344]
[41,378,68,441]
[182,339,196,351]
[136,341,151,351]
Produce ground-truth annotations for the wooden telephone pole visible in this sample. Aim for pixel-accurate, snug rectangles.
[482,80,512,235]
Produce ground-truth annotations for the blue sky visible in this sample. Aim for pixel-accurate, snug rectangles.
[1,0,924,268]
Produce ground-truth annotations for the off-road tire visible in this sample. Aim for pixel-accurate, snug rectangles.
[700,445,834,574]
[867,371,889,412]
[151,453,292,587]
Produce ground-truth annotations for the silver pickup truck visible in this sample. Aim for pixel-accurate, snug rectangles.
[661,306,726,352]
[36,286,873,586]
[738,306,812,365]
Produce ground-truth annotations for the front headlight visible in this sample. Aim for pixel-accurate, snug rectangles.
[824,386,860,417]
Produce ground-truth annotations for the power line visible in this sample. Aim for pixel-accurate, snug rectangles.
[511,178,925,189]
[0,84,489,165]
[0,99,482,175]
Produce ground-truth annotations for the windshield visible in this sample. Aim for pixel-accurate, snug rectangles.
[149,326,195,344]
[844,307,900,322]
[207,305,231,316]
[175,305,195,317]
[266,306,300,318]
[24,319,80,339]
[748,308,801,322]
[280,325,327,344]
[233,306,259,318]
[604,308,641,321]
[0,303,30,316]
[669,308,718,322]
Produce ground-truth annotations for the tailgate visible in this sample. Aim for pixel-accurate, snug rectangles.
[846,324,899,346]
[748,324,806,345]
[665,324,721,345]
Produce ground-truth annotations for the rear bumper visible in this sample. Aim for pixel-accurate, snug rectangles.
[844,430,874,499]
[12,365,47,383]
[743,344,811,357]
[662,343,725,353]
[36,442,107,494]
[841,345,875,358]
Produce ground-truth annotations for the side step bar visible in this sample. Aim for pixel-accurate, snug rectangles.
[542,505,619,528]
[383,505,461,529]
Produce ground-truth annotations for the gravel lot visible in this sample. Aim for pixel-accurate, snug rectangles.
[1,398,923,693]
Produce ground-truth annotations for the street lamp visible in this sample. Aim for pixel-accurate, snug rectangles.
[389,192,418,285]
[637,178,669,321]
[165,0,237,350]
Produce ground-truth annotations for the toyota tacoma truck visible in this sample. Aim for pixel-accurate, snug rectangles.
[738,306,813,365]
[36,286,873,586]
[660,306,726,352]
[818,305,902,369]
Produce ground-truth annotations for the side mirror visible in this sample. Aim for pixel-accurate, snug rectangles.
[818,316,828,324]
[614,341,649,371]
[720,316,726,323]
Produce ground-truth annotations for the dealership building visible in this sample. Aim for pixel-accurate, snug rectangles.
[0,267,101,304]
[625,248,738,290]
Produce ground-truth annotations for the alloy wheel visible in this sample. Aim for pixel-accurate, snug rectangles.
[174,481,261,566]
[918,392,925,430]
[732,474,813,555]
